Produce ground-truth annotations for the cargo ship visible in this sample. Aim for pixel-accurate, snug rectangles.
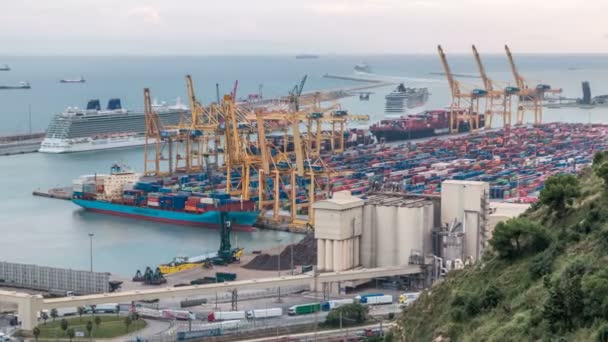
[0,64,9,71]
[39,98,187,153]
[72,165,259,231]
[0,81,30,90]
[370,110,484,142]
[60,76,86,83]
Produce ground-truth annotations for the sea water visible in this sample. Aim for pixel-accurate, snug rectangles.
[0,54,607,275]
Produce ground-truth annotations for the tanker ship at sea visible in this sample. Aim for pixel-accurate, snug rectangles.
[370,110,485,142]
[72,165,259,231]
[39,98,188,153]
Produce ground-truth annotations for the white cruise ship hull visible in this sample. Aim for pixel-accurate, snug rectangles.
[39,135,147,153]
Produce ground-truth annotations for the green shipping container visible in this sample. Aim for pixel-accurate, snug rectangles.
[289,303,321,315]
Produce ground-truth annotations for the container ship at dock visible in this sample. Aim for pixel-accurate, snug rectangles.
[370,110,484,142]
[39,98,188,153]
[72,165,259,231]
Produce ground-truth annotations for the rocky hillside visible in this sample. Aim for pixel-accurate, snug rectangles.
[394,153,608,341]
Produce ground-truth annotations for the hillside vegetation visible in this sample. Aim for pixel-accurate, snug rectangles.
[395,152,608,341]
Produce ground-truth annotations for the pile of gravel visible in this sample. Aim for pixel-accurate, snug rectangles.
[244,234,316,271]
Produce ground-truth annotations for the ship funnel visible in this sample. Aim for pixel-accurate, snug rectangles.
[86,99,101,111]
[107,98,122,110]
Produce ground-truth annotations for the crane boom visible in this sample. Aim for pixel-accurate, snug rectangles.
[472,45,493,92]
[232,80,239,100]
[185,75,199,127]
[437,45,458,97]
[504,45,525,89]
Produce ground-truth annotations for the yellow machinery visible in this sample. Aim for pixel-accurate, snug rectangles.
[471,45,519,129]
[438,45,485,133]
[505,45,561,125]
[144,88,177,177]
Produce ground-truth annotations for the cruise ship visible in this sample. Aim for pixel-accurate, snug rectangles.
[39,98,188,153]
[385,84,429,113]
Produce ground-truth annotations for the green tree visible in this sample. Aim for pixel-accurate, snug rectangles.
[77,306,86,322]
[33,326,40,341]
[94,315,102,329]
[60,318,69,336]
[538,174,580,216]
[596,163,608,189]
[41,312,49,325]
[67,328,75,342]
[593,151,608,167]
[325,303,369,327]
[124,316,132,332]
[50,308,58,322]
[489,218,551,259]
[86,320,93,338]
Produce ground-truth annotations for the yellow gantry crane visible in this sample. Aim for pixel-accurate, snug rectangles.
[438,45,485,133]
[505,45,561,125]
[471,45,519,128]
[143,88,167,176]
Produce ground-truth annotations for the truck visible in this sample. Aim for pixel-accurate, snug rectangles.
[321,299,355,311]
[207,311,246,322]
[360,295,393,305]
[287,303,321,316]
[399,292,421,306]
[161,309,196,321]
[134,307,163,319]
[56,307,78,317]
[246,308,282,319]
[86,303,119,314]
[48,289,75,297]
[355,293,383,302]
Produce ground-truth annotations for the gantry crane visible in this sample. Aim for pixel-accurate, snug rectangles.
[505,45,561,125]
[143,88,179,176]
[471,45,519,128]
[183,75,223,172]
[438,45,486,133]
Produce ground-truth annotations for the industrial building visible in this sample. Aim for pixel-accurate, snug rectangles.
[0,261,109,295]
[313,180,490,275]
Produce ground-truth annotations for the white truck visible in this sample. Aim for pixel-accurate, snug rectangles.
[161,309,196,321]
[360,295,393,305]
[321,299,355,311]
[245,308,282,319]
[56,307,78,317]
[207,311,246,322]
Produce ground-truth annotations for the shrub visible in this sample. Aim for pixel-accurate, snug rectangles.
[481,285,503,310]
[597,324,608,342]
[529,249,555,279]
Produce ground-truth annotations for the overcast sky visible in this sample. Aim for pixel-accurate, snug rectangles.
[3,0,608,55]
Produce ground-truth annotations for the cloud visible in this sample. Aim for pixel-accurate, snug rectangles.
[127,7,161,24]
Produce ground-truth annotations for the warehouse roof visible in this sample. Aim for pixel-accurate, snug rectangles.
[313,190,364,210]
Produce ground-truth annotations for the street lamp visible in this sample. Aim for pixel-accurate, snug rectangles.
[277,238,282,303]
[88,233,94,272]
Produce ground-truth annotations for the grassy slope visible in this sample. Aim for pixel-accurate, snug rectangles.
[38,315,146,339]
[397,169,608,341]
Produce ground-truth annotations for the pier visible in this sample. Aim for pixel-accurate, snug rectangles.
[32,187,72,200]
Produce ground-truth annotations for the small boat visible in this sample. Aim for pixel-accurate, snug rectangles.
[0,81,30,90]
[0,64,10,71]
[60,76,86,83]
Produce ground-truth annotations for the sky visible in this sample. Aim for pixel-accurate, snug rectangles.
[2,0,608,55]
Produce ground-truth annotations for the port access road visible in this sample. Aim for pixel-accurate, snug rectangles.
[1,265,421,331]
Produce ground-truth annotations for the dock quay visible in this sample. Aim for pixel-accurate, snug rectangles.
[322,73,389,83]
[32,187,72,200]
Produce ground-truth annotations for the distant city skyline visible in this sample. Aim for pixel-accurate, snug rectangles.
[3,0,608,55]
